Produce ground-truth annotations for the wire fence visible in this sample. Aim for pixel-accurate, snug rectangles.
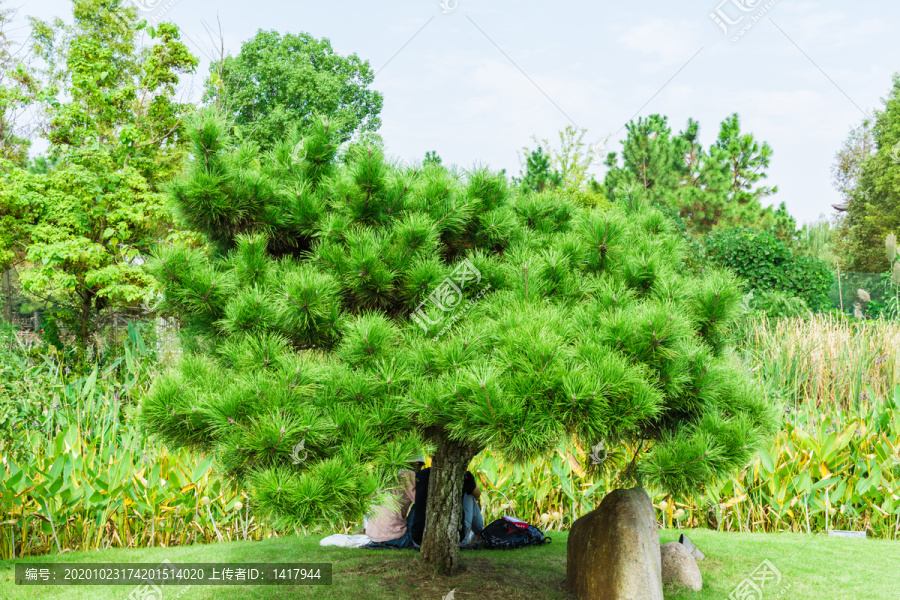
[830,271,890,314]
[1,267,181,361]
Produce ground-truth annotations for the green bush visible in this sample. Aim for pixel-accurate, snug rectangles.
[744,289,810,319]
[705,227,832,310]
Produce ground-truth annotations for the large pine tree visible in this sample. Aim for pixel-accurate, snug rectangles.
[140,110,775,574]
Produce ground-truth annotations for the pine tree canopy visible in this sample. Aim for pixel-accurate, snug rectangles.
[604,113,783,237]
[140,110,775,534]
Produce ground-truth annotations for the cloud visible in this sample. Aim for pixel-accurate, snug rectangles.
[731,89,827,117]
[618,18,704,66]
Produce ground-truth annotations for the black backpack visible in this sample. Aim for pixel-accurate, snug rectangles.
[479,516,551,549]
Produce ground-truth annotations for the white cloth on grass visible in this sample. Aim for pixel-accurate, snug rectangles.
[319,534,371,548]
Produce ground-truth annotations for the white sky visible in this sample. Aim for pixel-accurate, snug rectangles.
[12,0,900,225]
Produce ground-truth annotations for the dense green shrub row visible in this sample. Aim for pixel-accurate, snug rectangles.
[704,227,833,311]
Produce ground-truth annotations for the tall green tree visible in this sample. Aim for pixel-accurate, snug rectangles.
[3,0,198,353]
[205,29,382,150]
[834,75,900,272]
[604,113,781,237]
[30,0,198,183]
[15,155,166,344]
[141,111,774,575]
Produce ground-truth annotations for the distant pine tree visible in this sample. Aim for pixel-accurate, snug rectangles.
[604,113,780,236]
[519,146,563,193]
[141,110,775,575]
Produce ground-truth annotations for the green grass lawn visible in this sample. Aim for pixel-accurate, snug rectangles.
[0,528,898,599]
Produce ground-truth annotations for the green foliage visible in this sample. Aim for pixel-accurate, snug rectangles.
[744,289,810,319]
[834,75,900,272]
[2,1,199,352]
[471,391,900,540]
[39,307,67,352]
[522,126,597,191]
[705,227,833,311]
[604,113,783,237]
[796,217,838,266]
[0,159,45,270]
[140,111,774,555]
[0,328,274,559]
[0,322,154,462]
[8,153,167,349]
[30,0,198,184]
[205,29,382,151]
[517,146,562,193]
[518,127,607,208]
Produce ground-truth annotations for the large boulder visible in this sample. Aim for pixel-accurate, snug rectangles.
[566,487,663,600]
[660,541,703,592]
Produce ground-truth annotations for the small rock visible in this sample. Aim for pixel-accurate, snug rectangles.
[679,533,705,560]
[660,542,702,592]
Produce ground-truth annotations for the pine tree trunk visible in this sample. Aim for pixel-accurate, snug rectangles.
[419,434,478,575]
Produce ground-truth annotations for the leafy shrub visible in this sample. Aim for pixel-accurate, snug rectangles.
[744,289,810,319]
[705,227,832,310]
[0,326,274,559]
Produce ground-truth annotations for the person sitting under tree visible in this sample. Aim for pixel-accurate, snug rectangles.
[363,457,425,549]
[411,464,484,548]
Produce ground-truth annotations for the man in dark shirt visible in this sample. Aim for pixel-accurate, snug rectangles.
[410,467,483,546]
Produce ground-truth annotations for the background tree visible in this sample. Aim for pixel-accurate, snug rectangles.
[0,159,44,271]
[30,0,198,184]
[524,125,599,191]
[831,121,874,214]
[204,29,383,151]
[833,75,900,272]
[0,1,39,166]
[604,113,781,237]
[519,126,607,206]
[3,0,198,354]
[141,110,775,575]
[517,146,562,193]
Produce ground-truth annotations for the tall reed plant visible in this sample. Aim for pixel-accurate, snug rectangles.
[735,312,900,409]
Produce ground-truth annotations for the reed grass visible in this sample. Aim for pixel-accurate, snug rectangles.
[735,312,900,409]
